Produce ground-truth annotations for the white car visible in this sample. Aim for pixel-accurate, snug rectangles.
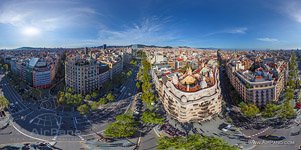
[134,111,139,114]
[222,128,228,132]
[226,124,232,129]
[226,107,231,112]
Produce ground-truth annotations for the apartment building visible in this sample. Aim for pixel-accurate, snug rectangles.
[9,57,57,89]
[65,48,125,94]
[65,56,102,94]
[226,57,287,107]
[148,48,222,123]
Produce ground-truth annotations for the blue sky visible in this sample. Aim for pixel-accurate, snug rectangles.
[1,0,301,49]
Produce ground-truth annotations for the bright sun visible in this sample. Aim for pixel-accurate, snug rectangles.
[22,27,41,37]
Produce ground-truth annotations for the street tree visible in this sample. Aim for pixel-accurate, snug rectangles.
[99,97,108,104]
[104,114,137,138]
[137,69,143,81]
[106,92,115,102]
[136,82,141,89]
[127,70,132,77]
[141,92,155,108]
[90,101,99,111]
[56,91,66,105]
[239,103,260,118]
[85,94,91,101]
[91,91,98,99]
[287,80,295,88]
[284,88,294,100]
[157,134,238,150]
[130,60,137,65]
[65,92,72,102]
[66,87,75,93]
[141,110,164,124]
[73,94,83,106]
[142,73,150,83]
[3,64,8,71]
[77,104,89,115]
[262,103,279,118]
[280,101,296,119]
[142,81,151,93]
[0,96,9,110]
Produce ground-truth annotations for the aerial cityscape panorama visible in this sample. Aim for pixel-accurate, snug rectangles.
[0,0,301,150]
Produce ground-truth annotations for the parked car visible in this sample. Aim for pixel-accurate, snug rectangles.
[295,103,301,109]
[258,135,286,141]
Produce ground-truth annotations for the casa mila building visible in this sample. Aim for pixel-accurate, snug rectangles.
[152,60,222,123]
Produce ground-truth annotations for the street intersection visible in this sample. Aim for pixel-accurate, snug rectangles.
[0,66,139,149]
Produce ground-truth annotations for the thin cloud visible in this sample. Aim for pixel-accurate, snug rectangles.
[282,0,301,23]
[0,0,100,31]
[203,27,247,37]
[226,27,248,34]
[96,16,178,45]
[257,37,279,42]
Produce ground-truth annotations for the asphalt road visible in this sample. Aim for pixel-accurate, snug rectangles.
[0,65,140,146]
[220,66,301,150]
[139,129,158,150]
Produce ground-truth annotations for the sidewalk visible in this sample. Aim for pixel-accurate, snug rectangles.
[164,115,255,150]
[0,115,9,129]
[84,139,136,150]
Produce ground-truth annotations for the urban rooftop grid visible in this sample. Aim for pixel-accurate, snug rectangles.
[0,0,301,150]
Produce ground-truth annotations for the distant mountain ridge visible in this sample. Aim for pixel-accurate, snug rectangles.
[17,47,42,50]
[7,44,196,50]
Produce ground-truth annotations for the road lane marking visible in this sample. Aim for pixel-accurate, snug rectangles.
[244,127,270,138]
[11,120,48,142]
[52,117,62,141]
[29,113,56,124]
[72,116,84,140]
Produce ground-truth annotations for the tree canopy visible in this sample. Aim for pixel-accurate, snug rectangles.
[141,110,164,125]
[262,103,279,118]
[56,87,83,107]
[280,86,296,119]
[3,64,8,71]
[99,97,108,104]
[106,92,115,102]
[57,91,66,105]
[127,70,133,77]
[284,88,294,101]
[239,103,260,118]
[280,101,296,119]
[90,101,100,111]
[91,91,98,99]
[0,96,9,110]
[104,114,137,138]
[77,104,89,115]
[157,134,238,150]
[85,94,91,101]
[139,57,156,109]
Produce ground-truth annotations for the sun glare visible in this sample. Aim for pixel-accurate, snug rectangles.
[22,27,40,37]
